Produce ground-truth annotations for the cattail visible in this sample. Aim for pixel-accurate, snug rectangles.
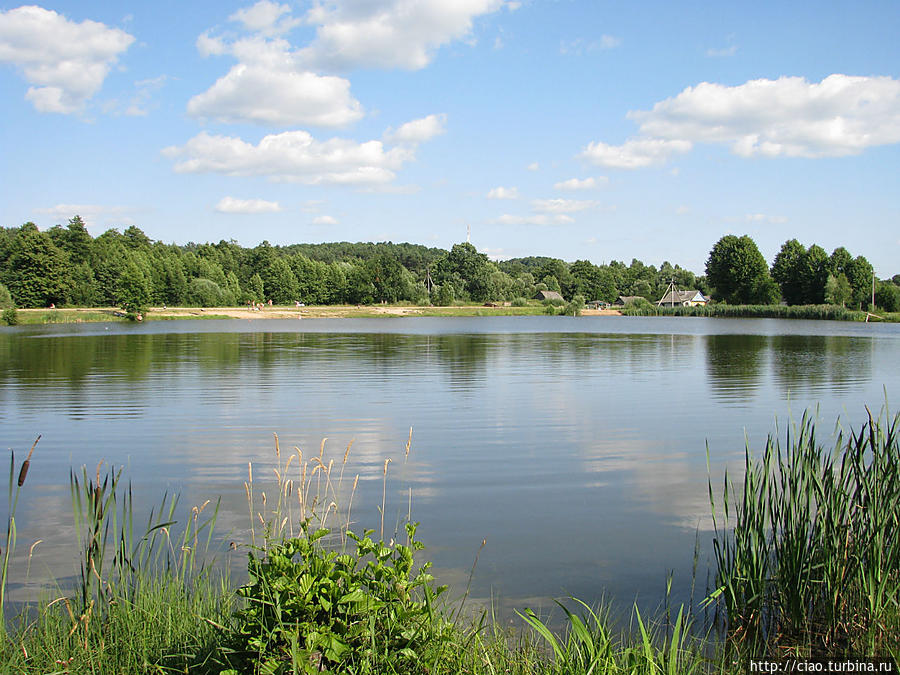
[17,435,40,487]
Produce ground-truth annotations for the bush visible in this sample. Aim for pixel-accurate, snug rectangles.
[2,307,18,326]
[222,522,446,673]
[510,297,529,307]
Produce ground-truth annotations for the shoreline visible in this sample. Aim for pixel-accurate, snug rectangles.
[12,305,624,323]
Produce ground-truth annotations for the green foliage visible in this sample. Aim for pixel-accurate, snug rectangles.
[115,259,153,312]
[708,406,900,655]
[2,307,18,325]
[511,296,529,307]
[187,277,232,307]
[2,224,71,307]
[0,283,13,309]
[771,239,807,305]
[224,522,446,673]
[706,234,777,305]
[824,273,852,307]
[875,281,900,312]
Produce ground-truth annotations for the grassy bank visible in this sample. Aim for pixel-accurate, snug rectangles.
[3,409,899,673]
[621,303,900,321]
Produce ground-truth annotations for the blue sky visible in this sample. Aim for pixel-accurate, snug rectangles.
[1,0,898,275]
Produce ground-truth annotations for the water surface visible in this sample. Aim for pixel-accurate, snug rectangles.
[2,316,898,619]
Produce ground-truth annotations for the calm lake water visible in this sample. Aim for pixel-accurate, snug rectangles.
[2,316,899,620]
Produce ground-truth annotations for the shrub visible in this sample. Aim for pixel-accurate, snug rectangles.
[510,297,529,307]
[1,307,18,326]
[222,522,446,673]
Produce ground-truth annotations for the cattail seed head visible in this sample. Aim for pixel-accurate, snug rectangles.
[17,460,30,487]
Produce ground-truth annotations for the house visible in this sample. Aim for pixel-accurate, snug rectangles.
[586,300,610,310]
[656,289,708,307]
[534,290,564,302]
[615,295,645,306]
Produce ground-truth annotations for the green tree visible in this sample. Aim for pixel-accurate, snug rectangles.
[69,263,98,306]
[706,234,777,305]
[845,255,874,309]
[0,283,13,308]
[247,273,265,302]
[824,273,852,307]
[771,239,807,305]
[799,245,829,304]
[262,258,299,304]
[874,282,900,312]
[2,224,71,307]
[116,259,152,312]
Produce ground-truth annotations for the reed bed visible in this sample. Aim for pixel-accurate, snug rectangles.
[622,304,872,321]
[708,406,900,656]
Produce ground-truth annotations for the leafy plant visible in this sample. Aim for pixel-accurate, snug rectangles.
[1,307,18,326]
[223,521,446,674]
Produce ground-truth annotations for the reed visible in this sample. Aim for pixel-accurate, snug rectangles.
[708,406,900,655]
[622,303,872,321]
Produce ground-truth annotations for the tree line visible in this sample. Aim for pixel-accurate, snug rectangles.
[0,216,897,312]
[705,234,900,312]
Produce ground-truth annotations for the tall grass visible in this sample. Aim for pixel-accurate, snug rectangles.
[708,406,900,655]
[622,304,870,321]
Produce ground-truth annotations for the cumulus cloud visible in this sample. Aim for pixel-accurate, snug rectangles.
[187,63,363,126]
[584,74,900,168]
[190,5,363,127]
[163,129,417,186]
[553,176,608,190]
[486,186,518,199]
[215,196,283,213]
[532,198,597,214]
[383,114,447,144]
[298,0,507,71]
[230,1,300,36]
[312,215,338,225]
[0,5,134,113]
[580,138,692,168]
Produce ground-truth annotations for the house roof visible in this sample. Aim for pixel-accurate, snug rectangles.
[657,289,707,305]
[616,295,644,305]
[535,290,564,301]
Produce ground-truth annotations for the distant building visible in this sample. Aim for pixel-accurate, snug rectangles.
[656,289,708,307]
[534,290,564,302]
[586,300,610,310]
[615,295,645,306]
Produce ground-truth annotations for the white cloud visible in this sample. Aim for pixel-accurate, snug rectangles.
[532,198,597,214]
[526,162,539,171]
[0,5,134,113]
[187,63,363,127]
[383,114,447,144]
[634,74,900,159]
[580,138,692,169]
[163,129,417,186]
[583,74,900,168]
[486,186,519,200]
[230,1,300,36]
[312,215,338,225]
[561,34,621,55]
[298,0,506,71]
[553,176,608,191]
[215,197,283,214]
[491,214,574,226]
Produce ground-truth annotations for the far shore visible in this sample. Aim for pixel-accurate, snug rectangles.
[11,305,624,324]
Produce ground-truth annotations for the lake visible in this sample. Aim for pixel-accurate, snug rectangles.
[2,316,899,621]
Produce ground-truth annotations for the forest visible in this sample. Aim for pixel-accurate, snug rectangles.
[0,216,898,313]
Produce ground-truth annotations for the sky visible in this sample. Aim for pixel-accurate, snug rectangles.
[1,0,898,276]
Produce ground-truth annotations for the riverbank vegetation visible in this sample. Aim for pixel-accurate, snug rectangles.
[3,406,899,672]
[2,217,898,319]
